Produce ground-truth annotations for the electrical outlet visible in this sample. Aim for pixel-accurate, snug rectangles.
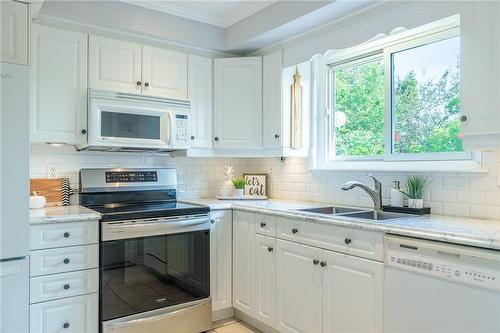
[47,164,59,178]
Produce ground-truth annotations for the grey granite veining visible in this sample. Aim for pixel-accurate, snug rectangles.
[183,198,500,251]
[30,205,101,224]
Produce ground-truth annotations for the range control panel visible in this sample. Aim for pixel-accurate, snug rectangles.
[105,171,158,183]
[387,249,500,292]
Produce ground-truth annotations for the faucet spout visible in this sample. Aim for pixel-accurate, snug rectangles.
[341,175,383,212]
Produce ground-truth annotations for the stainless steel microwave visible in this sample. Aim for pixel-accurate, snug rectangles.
[78,90,191,153]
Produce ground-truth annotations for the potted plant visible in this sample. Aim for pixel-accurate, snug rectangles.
[232,177,247,197]
[399,176,429,209]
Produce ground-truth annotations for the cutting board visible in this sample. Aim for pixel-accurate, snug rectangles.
[30,178,63,207]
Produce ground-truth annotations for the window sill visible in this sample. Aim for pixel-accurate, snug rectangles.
[312,159,489,173]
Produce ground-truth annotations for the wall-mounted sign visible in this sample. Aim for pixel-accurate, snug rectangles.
[243,173,267,197]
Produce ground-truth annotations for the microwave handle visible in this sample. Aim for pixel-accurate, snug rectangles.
[166,112,172,145]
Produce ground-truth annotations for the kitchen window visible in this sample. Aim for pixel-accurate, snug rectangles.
[318,19,477,170]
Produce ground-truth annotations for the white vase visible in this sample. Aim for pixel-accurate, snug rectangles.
[408,198,424,209]
[234,188,244,197]
[219,181,234,197]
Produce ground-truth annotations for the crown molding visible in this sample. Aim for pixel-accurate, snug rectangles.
[119,0,276,28]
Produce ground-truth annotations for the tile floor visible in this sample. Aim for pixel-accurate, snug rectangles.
[209,318,261,333]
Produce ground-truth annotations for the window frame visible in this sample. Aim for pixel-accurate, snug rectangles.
[315,16,478,171]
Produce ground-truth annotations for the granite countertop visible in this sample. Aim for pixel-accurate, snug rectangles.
[30,205,101,224]
[183,198,500,251]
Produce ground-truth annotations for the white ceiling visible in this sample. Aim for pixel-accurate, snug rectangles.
[120,0,277,28]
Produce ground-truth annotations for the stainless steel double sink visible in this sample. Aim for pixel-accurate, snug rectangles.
[295,206,411,221]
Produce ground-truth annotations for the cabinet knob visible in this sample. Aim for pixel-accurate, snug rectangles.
[144,82,149,87]
[63,258,70,264]
[267,247,273,252]
[214,137,219,142]
[320,261,327,267]
[210,219,215,224]
[81,129,87,135]
[136,81,142,86]
[292,228,298,234]
[313,259,319,265]
[274,134,280,139]
[344,238,352,245]
[460,115,467,122]
[260,222,266,228]
[191,135,195,140]
[63,232,70,238]
[63,323,70,329]
[63,284,70,290]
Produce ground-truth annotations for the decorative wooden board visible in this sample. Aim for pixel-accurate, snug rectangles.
[30,178,63,207]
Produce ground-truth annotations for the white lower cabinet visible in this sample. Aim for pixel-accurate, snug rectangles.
[322,250,383,333]
[30,293,98,333]
[276,239,322,333]
[255,234,276,328]
[210,210,233,313]
[233,211,256,315]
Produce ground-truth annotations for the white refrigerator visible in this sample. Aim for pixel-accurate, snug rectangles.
[0,62,30,333]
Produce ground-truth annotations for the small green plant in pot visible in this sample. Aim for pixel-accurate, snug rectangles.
[232,177,247,197]
[399,176,429,209]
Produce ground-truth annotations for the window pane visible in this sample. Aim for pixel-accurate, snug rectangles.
[334,59,385,157]
[392,36,462,154]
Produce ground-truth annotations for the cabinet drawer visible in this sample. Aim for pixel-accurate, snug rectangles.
[255,213,276,237]
[30,221,98,250]
[30,293,98,333]
[276,217,384,261]
[30,245,98,277]
[30,269,98,304]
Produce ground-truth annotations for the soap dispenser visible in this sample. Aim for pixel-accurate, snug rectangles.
[390,181,404,207]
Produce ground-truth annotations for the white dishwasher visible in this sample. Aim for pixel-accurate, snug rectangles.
[384,235,500,333]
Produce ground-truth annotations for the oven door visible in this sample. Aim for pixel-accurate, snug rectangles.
[89,97,173,149]
[100,216,210,324]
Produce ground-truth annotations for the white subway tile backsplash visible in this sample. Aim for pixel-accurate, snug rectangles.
[31,145,500,221]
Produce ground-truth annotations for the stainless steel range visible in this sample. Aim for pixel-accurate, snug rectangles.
[79,168,212,333]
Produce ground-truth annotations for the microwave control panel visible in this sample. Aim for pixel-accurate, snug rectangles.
[175,114,189,144]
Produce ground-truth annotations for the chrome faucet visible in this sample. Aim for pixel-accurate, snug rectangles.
[341,174,383,212]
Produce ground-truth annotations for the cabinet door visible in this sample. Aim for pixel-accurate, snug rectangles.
[209,210,232,312]
[232,211,256,316]
[0,0,28,65]
[214,57,262,148]
[322,250,383,333]
[276,239,322,333]
[142,45,188,99]
[31,25,88,144]
[255,234,276,328]
[460,1,500,149]
[188,55,213,148]
[263,50,283,148]
[88,35,142,93]
[30,294,98,333]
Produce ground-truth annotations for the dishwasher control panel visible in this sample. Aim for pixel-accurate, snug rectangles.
[386,236,500,292]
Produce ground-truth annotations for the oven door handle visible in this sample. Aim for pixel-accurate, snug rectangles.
[102,216,210,241]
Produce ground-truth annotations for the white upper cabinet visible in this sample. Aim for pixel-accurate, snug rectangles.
[460,1,500,150]
[188,55,213,148]
[142,45,188,99]
[0,0,28,65]
[31,25,88,144]
[322,250,383,333]
[209,210,232,313]
[89,35,142,93]
[263,50,283,148]
[214,57,262,149]
[89,36,188,99]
